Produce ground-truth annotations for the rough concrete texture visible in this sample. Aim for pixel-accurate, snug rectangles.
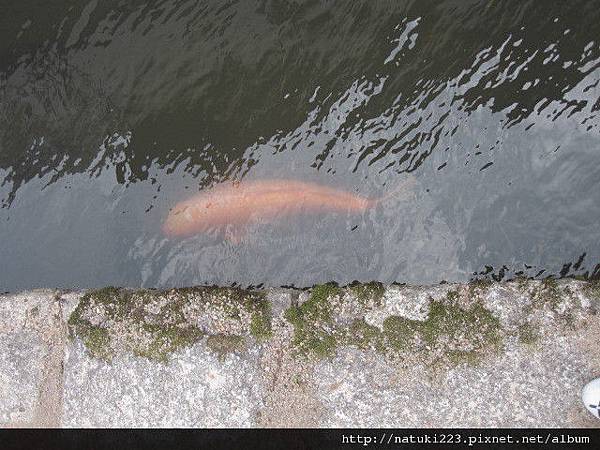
[0,279,599,427]
[0,290,65,427]
[314,335,596,427]
[0,331,45,424]
[63,341,264,427]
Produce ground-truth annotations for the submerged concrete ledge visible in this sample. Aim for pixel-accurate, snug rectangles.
[1,280,599,427]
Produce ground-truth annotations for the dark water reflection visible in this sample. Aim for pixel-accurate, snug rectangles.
[1,0,600,290]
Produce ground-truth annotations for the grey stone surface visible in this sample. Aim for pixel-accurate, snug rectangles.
[0,331,45,425]
[0,290,65,427]
[0,289,59,334]
[313,331,600,427]
[0,280,599,427]
[62,340,265,427]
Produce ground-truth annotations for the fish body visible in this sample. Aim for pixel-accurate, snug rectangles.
[162,179,373,238]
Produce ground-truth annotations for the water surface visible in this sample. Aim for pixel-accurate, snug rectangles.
[1,0,600,290]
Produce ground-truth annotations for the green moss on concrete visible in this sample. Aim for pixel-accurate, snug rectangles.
[284,311,338,358]
[284,282,502,364]
[538,278,562,309]
[523,278,564,314]
[468,279,493,299]
[68,292,113,360]
[81,326,112,360]
[67,289,118,360]
[446,290,459,302]
[305,334,338,358]
[382,315,423,352]
[380,299,501,365]
[80,286,134,318]
[177,286,273,338]
[155,296,187,325]
[244,293,273,341]
[447,350,480,366]
[67,285,274,362]
[517,322,540,345]
[206,334,246,356]
[136,325,204,363]
[249,307,272,341]
[82,286,122,304]
[284,283,341,358]
[68,287,204,362]
[68,282,510,365]
[513,276,530,292]
[423,300,501,348]
[347,319,385,352]
[350,282,385,306]
[297,283,339,321]
[284,284,337,328]
[517,279,597,331]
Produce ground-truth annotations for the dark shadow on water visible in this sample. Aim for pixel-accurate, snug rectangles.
[1,0,599,289]
[2,0,599,204]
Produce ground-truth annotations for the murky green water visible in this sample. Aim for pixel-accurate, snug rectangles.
[1,0,600,291]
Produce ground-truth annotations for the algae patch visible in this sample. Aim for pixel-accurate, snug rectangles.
[381,315,423,352]
[381,297,502,365]
[517,322,540,345]
[422,298,501,349]
[522,278,584,329]
[80,326,112,361]
[247,295,273,341]
[68,287,204,362]
[284,283,340,358]
[348,319,386,352]
[350,282,385,307]
[531,278,563,310]
[135,324,204,363]
[67,286,273,362]
[207,334,246,357]
[284,283,502,365]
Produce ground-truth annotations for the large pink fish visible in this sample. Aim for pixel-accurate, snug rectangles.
[163,178,414,242]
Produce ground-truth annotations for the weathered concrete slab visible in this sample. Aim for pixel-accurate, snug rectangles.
[62,340,265,427]
[0,279,599,427]
[314,331,600,427]
[0,331,46,425]
[0,290,66,427]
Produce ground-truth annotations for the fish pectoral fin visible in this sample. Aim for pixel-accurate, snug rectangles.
[223,226,247,244]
